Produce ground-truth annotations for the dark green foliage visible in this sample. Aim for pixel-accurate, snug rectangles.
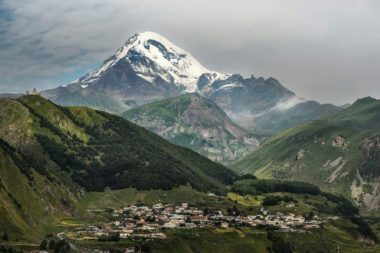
[203,206,209,215]
[231,179,321,196]
[35,135,70,170]
[351,217,378,242]
[0,182,22,210]
[49,239,56,250]
[227,205,240,216]
[336,200,359,217]
[53,239,70,253]
[0,246,23,253]
[0,140,34,181]
[262,195,296,206]
[98,233,120,242]
[321,193,359,216]
[40,239,48,250]
[234,174,257,181]
[321,193,378,241]
[267,231,293,253]
[17,95,235,194]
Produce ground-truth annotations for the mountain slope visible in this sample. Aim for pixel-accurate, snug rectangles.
[232,97,380,210]
[0,95,236,195]
[248,100,341,134]
[0,139,82,242]
[41,31,339,134]
[123,93,259,164]
[199,74,340,134]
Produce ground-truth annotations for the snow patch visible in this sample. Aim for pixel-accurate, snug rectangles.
[137,74,156,83]
[217,82,243,91]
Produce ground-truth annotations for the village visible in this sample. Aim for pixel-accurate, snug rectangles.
[63,202,337,242]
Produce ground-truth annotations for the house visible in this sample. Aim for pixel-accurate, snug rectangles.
[124,247,135,253]
[163,221,178,228]
[260,207,268,215]
[285,203,295,208]
[150,233,166,239]
[304,224,320,229]
[185,222,197,228]
[120,233,129,239]
[221,222,229,228]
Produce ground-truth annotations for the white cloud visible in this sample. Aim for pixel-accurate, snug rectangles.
[0,0,380,103]
[272,97,305,111]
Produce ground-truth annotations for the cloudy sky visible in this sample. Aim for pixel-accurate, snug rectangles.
[0,0,379,104]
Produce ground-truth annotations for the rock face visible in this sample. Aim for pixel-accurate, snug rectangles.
[41,31,340,134]
[332,135,348,150]
[232,97,380,210]
[123,93,259,164]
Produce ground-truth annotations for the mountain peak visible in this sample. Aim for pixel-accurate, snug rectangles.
[352,96,377,106]
[71,31,213,92]
[130,31,176,45]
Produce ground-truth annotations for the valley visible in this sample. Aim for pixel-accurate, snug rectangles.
[2,184,379,253]
[0,25,379,253]
[0,95,379,252]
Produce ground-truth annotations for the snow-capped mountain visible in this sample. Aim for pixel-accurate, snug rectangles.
[68,32,219,92]
[41,31,339,133]
[42,32,230,113]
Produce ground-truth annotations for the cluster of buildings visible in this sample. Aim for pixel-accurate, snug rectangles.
[66,203,330,241]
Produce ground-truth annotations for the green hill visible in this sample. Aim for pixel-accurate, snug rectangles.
[0,95,236,194]
[232,97,380,210]
[0,139,82,242]
[248,100,340,134]
[122,93,259,164]
[0,95,238,240]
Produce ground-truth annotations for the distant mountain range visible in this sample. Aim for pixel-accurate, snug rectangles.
[232,97,380,210]
[41,32,340,135]
[0,93,23,99]
[123,93,260,164]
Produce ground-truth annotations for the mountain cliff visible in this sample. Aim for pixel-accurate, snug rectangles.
[123,93,259,164]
